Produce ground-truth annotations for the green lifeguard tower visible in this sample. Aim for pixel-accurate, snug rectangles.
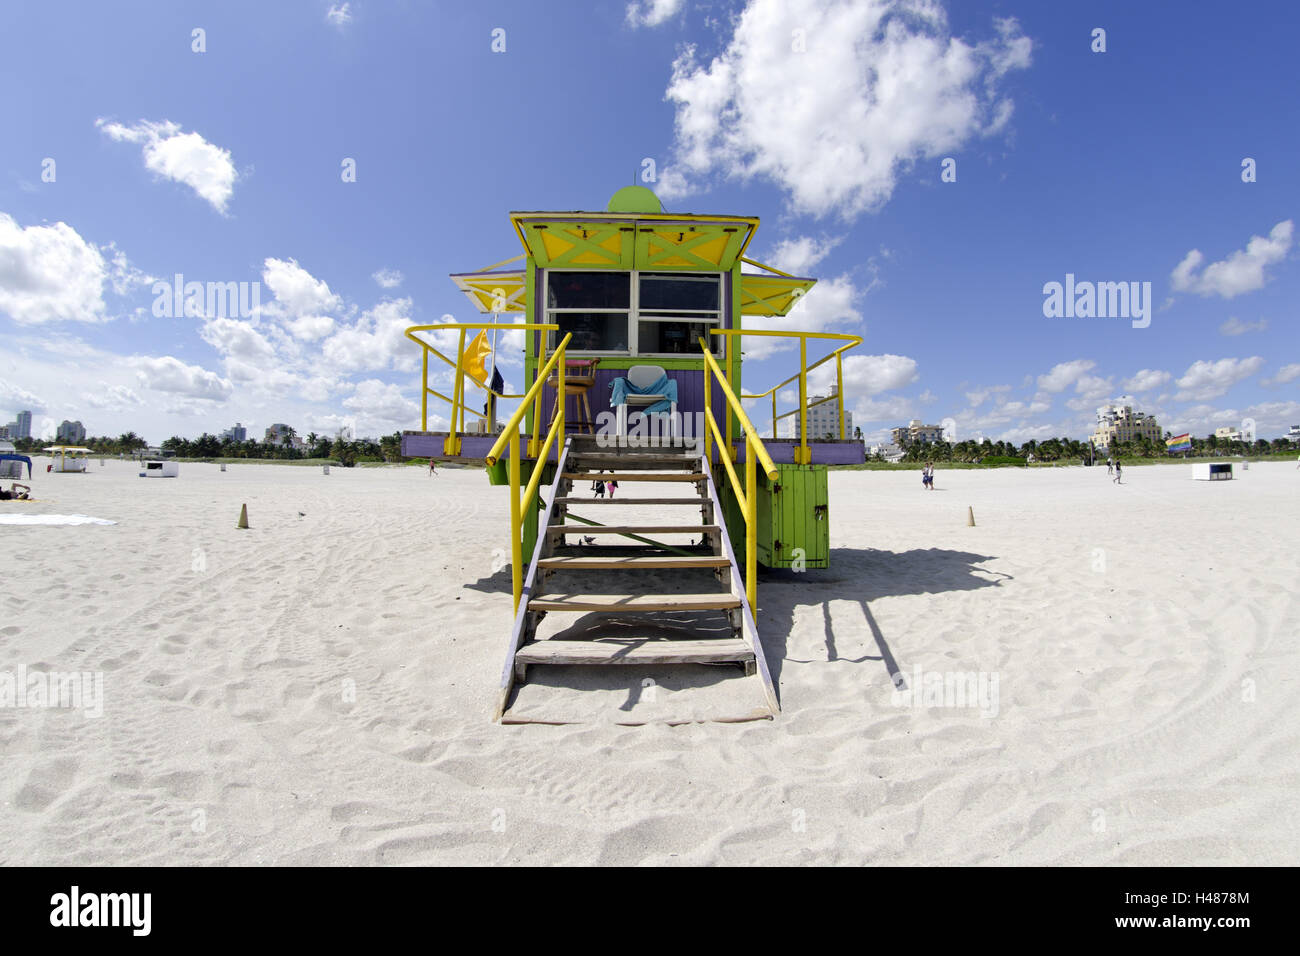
[402,186,863,719]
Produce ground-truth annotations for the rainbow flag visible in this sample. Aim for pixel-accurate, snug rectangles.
[1166,433,1192,452]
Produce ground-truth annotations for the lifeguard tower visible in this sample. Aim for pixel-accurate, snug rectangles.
[401,186,864,719]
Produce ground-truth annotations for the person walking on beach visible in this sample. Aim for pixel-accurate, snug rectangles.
[1106,456,1114,476]
[592,476,605,498]
[1113,460,1122,484]
[922,461,935,490]
[607,478,618,498]
[428,458,437,476]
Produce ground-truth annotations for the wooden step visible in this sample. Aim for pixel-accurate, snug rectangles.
[548,524,719,536]
[562,472,706,482]
[528,592,741,612]
[538,555,729,570]
[553,497,704,506]
[569,454,698,467]
[515,638,753,668]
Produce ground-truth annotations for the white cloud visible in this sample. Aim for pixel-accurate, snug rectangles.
[626,0,683,27]
[1219,316,1268,336]
[1262,363,1300,387]
[810,353,917,396]
[0,378,47,413]
[741,274,861,359]
[764,235,841,274]
[342,379,419,431]
[1036,359,1095,393]
[326,3,353,28]
[1174,356,1265,401]
[200,317,278,365]
[262,257,341,317]
[0,214,109,324]
[258,258,342,342]
[1170,220,1293,299]
[131,356,233,402]
[999,399,1051,416]
[103,242,157,296]
[1166,400,1300,439]
[97,119,237,213]
[286,314,337,341]
[660,1,1031,216]
[1122,368,1171,393]
[1072,374,1113,400]
[964,384,1010,407]
[372,268,404,289]
[847,394,917,424]
[321,298,417,372]
[82,384,143,410]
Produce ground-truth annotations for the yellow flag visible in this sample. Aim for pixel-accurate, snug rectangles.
[463,330,492,386]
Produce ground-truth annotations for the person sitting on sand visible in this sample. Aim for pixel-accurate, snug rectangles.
[0,482,32,501]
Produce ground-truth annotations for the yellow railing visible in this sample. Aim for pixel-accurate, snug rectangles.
[404,322,559,457]
[700,340,779,612]
[710,329,862,465]
[484,334,572,615]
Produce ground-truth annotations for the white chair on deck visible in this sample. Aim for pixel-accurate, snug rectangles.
[614,365,678,440]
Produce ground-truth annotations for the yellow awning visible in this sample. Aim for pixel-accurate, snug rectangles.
[450,271,527,313]
[738,273,817,316]
[510,212,759,271]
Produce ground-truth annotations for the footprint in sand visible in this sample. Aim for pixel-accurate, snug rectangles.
[14,757,80,812]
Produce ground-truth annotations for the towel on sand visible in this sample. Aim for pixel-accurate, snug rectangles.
[610,374,677,416]
[0,514,117,526]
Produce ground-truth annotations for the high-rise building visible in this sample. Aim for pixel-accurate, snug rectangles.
[265,423,292,445]
[1091,401,1160,449]
[8,410,32,440]
[793,385,854,439]
[56,420,86,443]
[222,422,247,442]
[891,419,946,447]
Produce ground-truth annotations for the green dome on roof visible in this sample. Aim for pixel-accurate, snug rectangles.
[607,185,662,213]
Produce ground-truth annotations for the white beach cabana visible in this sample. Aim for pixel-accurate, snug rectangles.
[44,445,93,473]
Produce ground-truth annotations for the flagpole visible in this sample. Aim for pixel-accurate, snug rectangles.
[488,312,500,434]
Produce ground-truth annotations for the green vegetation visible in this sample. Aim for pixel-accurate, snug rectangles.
[158,430,408,466]
[837,433,1297,470]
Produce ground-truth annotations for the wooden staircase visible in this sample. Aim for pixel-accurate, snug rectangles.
[495,433,779,721]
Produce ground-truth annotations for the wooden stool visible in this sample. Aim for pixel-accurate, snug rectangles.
[547,359,600,434]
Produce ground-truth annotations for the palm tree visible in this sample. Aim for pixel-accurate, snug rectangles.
[306,431,319,454]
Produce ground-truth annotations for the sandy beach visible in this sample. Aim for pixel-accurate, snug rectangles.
[1,458,1296,866]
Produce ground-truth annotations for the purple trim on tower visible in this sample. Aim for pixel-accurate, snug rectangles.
[400,431,864,465]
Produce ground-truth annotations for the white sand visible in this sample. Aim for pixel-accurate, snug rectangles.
[1,457,1296,865]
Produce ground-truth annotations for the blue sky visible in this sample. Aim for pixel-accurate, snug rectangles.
[1,0,1296,445]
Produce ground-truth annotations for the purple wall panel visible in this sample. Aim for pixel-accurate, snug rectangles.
[538,367,726,435]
